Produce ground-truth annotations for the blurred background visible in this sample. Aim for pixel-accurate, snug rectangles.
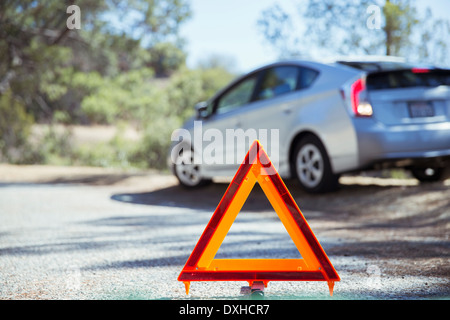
[1,0,449,172]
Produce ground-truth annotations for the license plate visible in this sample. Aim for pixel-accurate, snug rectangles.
[408,101,434,118]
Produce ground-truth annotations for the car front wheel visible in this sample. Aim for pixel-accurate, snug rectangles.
[292,135,339,193]
[173,149,211,188]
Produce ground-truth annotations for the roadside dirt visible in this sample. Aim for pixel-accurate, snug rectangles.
[1,163,449,294]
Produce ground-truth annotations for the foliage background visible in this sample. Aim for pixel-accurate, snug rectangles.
[0,0,234,169]
[1,0,448,170]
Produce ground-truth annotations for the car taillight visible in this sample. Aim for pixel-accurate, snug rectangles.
[350,78,373,117]
[411,68,430,74]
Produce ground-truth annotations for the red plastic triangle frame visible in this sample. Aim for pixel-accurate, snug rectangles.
[178,140,340,295]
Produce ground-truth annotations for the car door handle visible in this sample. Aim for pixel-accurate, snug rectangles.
[283,108,292,115]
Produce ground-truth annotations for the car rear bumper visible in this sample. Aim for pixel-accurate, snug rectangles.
[353,119,450,168]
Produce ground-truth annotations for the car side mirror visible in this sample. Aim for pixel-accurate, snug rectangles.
[195,101,209,119]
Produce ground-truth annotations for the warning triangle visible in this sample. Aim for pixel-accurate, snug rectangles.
[178,140,340,295]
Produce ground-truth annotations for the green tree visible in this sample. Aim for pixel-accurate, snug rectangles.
[0,0,191,120]
[0,90,34,163]
[0,1,105,117]
[383,0,418,56]
[257,0,450,66]
[0,0,192,164]
[148,42,187,77]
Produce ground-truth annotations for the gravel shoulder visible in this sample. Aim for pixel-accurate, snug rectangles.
[0,164,449,300]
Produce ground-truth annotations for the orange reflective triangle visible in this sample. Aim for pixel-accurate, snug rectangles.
[178,140,340,296]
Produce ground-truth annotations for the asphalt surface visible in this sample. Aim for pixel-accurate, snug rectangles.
[0,166,449,300]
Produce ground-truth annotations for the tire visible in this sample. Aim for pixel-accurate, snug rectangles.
[292,135,339,193]
[173,148,211,188]
[410,166,450,183]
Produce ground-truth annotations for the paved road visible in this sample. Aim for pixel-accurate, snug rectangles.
[0,167,449,300]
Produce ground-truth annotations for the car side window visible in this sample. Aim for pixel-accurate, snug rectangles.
[255,66,299,101]
[298,67,319,89]
[216,75,258,115]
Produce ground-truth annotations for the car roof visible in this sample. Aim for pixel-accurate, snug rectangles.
[249,56,415,73]
[330,55,407,63]
[323,55,434,72]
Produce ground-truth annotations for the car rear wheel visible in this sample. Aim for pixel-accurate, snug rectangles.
[292,135,339,193]
[410,166,450,183]
[173,149,211,188]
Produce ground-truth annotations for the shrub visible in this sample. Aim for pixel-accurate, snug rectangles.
[0,90,35,163]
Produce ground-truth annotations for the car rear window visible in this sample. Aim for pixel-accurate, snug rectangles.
[337,60,413,72]
[366,69,450,90]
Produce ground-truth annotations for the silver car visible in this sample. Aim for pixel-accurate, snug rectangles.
[170,56,450,193]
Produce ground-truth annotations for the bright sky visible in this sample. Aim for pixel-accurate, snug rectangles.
[181,0,283,73]
[181,0,450,73]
